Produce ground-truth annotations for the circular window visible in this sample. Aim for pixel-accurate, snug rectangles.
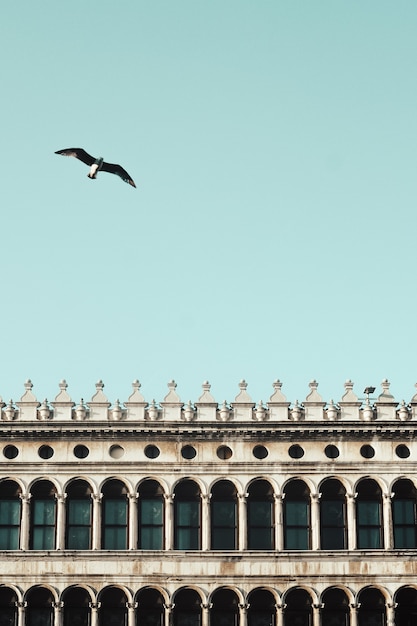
[3,445,19,459]
[145,444,160,459]
[181,445,197,460]
[74,445,89,459]
[360,444,375,459]
[109,445,124,459]
[253,445,269,459]
[288,444,304,459]
[325,445,340,459]
[38,445,54,459]
[217,445,233,460]
[396,444,410,459]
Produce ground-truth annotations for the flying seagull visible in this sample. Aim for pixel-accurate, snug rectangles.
[55,148,136,188]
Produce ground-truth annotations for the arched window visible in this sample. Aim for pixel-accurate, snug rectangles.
[136,588,164,626]
[26,586,54,626]
[0,586,18,626]
[173,588,202,626]
[30,481,57,550]
[284,588,312,626]
[101,480,128,550]
[321,588,350,626]
[62,586,92,626]
[211,481,237,550]
[320,480,347,550]
[247,589,275,626]
[356,480,383,549]
[174,480,201,550]
[283,480,310,550]
[138,480,164,550]
[99,587,128,626]
[66,480,93,550]
[211,589,239,626]
[392,479,417,549]
[395,587,417,626]
[357,588,386,626]
[0,480,22,550]
[247,481,274,550]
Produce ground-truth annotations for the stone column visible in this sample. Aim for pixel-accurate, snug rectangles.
[56,493,67,550]
[19,494,31,550]
[350,603,359,626]
[275,603,286,626]
[239,603,249,626]
[201,494,211,551]
[127,601,138,626]
[386,602,397,626]
[89,602,101,626]
[274,495,284,551]
[128,493,139,550]
[53,601,64,626]
[347,493,357,550]
[383,493,394,550]
[238,493,248,551]
[164,603,174,626]
[201,602,212,626]
[16,601,27,626]
[310,494,321,550]
[92,493,102,550]
[312,603,323,626]
[165,495,174,550]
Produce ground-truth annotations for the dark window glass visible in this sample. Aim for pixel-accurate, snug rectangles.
[393,500,417,548]
[73,445,89,459]
[0,499,21,549]
[175,501,200,549]
[0,609,16,626]
[252,445,268,459]
[396,445,410,459]
[217,446,233,460]
[140,499,164,549]
[248,501,273,550]
[144,445,160,459]
[211,500,236,549]
[288,444,304,459]
[360,445,375,459]
[38,445,54,459]
[321,500,346,550]
[325,445,339,459]
[64,607,89,626]
[101,608,126,626]
[3,445,18,459]
[67,499,92,549]
[181,446,197,460]
[321,589,349,626]
[357,501,382,548]
[284,501,309,549]
[27,608,53,626]
[103,498,127,549]
[31,499,56,549]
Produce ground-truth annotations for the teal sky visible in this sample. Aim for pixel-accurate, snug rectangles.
[1,2,417,407]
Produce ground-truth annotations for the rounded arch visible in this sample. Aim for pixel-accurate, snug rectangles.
[356,585,391,604]
[173,587,204,626]
[281,476,316,496]
[389,475,417,492]
[172,476,206,496]
[60,584,95,602]
[317,475,352,494]
[319,585,354,605]
[97,584,133,604]
[135,585,169,606]
[136,476,168,494]
[24,584,59,603]
[353,476,388,494]
[209,586,245,606]
[63,476,96,494]
[247,587,278,626]
[171,585,205,604]
[0,476,25,493]
[209,477,243,495]
[99,476,133,495]
[245,476,278,494]
[282,585,318,605]
[173,478,202,550]
[28,476,61,494]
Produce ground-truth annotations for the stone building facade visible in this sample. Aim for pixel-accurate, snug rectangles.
[0,377,417,625]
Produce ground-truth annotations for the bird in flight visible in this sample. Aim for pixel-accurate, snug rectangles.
[55,148,136,188]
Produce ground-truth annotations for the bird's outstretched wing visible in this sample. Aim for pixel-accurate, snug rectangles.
[101,161,136,187]
[55,148,95,166]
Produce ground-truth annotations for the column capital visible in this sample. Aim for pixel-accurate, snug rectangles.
[53,600,64,610]
[383,492,394,501]
[55,493,67,504]
[89,602,101,610]
[311,493,321,503]
[237,493,249,501]
[16,601,27,609]
[201,603,213,611]
[164,494,175,503]
[127,601,138,609]
[91,493,103,503]
[128,492,139,502]
[347,492,358,502]
[19,493,31,503]
[164,603,175,612]
[201,493,212,503]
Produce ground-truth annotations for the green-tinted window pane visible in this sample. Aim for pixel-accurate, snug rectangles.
[176,527,199,550]
[249,528,273,550]
[286,502,308,526]
[212,527,235,549]
[357,502,380,526]
[176,613,201,626]
[212,502,236,527]
[285,527,309,550]
[33,526,55,550]
[321,501,344,527]
[104,526,127,550]
[141,500,163,525]
[394,526,416,548]
[394,500,415,524]
[0,527,19,550]
[177,501,199,527]
[104,499,127,525]
[34,500,56,525]
[321,527,345,550]
[249,502,272,526]
[67,527,91,550]
[68,500,91,525]
[141,526,163,550]
[358,528,381,549]
[0,500,21,525]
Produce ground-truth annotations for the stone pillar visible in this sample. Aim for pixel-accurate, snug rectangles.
[386,602,397,626]
[92,493,102,550]
[165,495,174,550]
[310,494,321,550]
[275,603,286,626]
[239,603,249,626]
[89,602,101,626]
[350,603,359,626]
[19,494,31,550]
[53,601,64,626]
[383,493,394,550]
[16,601,27,626]
[164,603,174,626]
[275,495,284,551]
[238,493,248,550]
[201,494,211,551]
[56,493,67,550]
[312,603,323,626]
[127,601,138,626]
[347,493,357,550]
[201,602,212,626]
[128,493,139,550]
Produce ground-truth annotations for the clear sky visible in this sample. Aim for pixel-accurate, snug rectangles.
[1,2,417,408]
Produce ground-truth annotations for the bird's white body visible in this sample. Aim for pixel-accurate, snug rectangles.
[88,158,103,179]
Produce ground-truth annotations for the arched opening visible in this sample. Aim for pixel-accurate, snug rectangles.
[0,586,18,626]
[99,587,128,626]
[357,588,386,626]
[320,479,347,550]
[174,480,201,550]
[392,479,417,549]
[247,481,274,550]
[395,587,417,626]
[211,481,237,550]
[138,480,165,550]
[29,481,57,550]
[25,586,54,626]
[247,589,275,626]
[101,480,128,550]
[0,479,22,550]
[283,480,311,550]
[210,589,239,626]
[321,588,350,626]
[284,588,312,626]
[136,588,165,626]
[173,588,202,626]
[356,480,383,549]
[62,586,91,626]
[65,480,93,550]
